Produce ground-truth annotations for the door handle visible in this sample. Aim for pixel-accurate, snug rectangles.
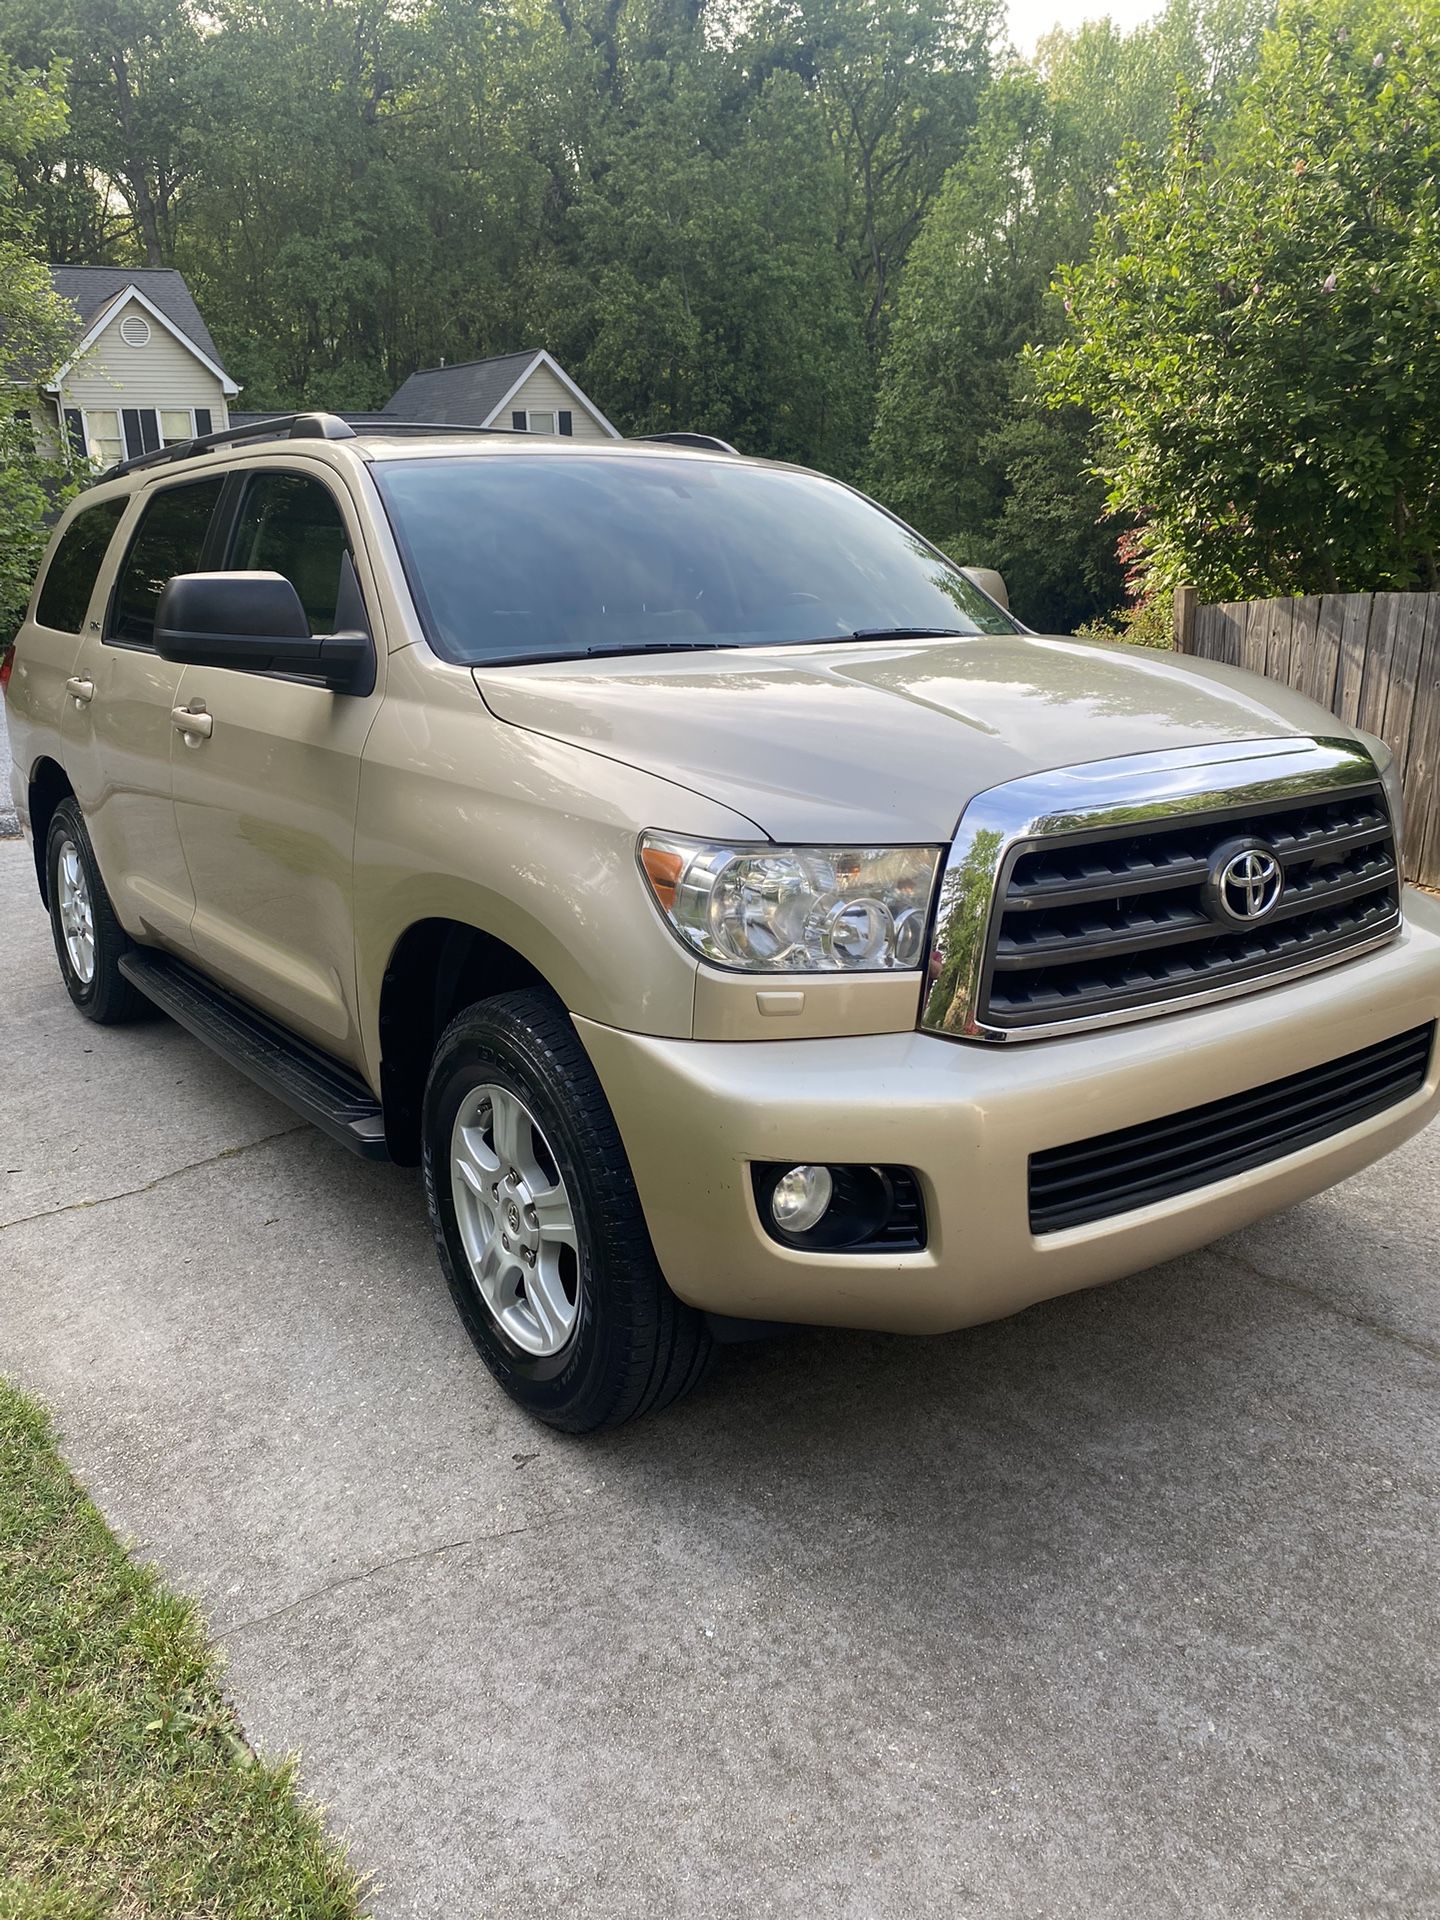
[171,703,213,740]
[65,676,94,706]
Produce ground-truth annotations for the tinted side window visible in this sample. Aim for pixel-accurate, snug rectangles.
[228,472,350,636]
[111,478,226,647]
[34,499,127,634]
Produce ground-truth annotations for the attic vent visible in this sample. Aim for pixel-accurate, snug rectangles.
[120,315,151,347]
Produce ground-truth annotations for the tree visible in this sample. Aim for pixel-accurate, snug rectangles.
[559,60,870,464]
[0,0,204,264]
[1038,0,1440,600]
[746,0,999,346]
[1,55,78,637]
[866,68,1125,630]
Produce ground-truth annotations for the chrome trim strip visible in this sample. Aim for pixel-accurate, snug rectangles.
[921,736,1402,1044]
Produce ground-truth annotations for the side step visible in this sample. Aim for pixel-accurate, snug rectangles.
[118,949,389,1160]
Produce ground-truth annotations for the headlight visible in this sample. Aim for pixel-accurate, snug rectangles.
[638,834,942,972]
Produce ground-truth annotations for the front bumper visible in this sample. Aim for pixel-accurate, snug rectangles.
[577,888,1440,1335]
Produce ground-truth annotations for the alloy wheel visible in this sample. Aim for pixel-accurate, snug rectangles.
[450,1083,580,1356]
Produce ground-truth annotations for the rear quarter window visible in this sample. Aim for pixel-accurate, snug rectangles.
[33,498,128,635]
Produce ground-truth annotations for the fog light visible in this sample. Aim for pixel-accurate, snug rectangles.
[770,1164,834,1234]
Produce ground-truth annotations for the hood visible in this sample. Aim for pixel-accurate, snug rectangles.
[473,632,1348,842]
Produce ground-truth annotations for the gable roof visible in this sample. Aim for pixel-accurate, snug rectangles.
[50,266,226,367]
[384,349,620,436]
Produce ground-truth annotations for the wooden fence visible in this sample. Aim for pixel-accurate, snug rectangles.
[1174,586,1440,889]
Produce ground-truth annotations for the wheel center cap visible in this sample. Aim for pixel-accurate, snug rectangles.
[506,1201,522,1235]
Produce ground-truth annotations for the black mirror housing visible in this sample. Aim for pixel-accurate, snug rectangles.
[154,571,374,694]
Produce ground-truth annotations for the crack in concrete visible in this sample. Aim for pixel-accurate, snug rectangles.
[0,1124,308,1233]
[1217,1245,1440,1366]
[217,1512,577,1639]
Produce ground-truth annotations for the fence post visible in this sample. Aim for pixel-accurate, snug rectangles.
[1173,584,1197,653]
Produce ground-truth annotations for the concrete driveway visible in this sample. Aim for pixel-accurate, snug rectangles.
[3,834,1439,1919]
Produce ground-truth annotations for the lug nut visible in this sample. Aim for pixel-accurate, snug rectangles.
[521,1246,535,1266]
[502,1234,510,1251]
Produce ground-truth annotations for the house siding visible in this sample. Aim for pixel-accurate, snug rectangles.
[57,297,229,418]
[506,365,612,439]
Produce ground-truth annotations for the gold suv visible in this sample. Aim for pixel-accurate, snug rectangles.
[6,413,1439,1428]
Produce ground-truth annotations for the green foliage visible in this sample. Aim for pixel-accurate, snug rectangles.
[1038,0,1440,600]
[744,0,999,344]
[2,0,1417,631]
[867,65,1128,631]
[0,56,78,640]
[0,1379,362,1915]
[568,64,871,467]
[865,0,1271,633]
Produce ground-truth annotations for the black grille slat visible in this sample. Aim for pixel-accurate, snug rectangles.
[994,854,1399,971]
[1035,1029,1428,1186]
[983,783,1400,1029]
[1029,1024,1434,1233]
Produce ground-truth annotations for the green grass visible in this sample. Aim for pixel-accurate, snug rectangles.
[0,1380,364,1919]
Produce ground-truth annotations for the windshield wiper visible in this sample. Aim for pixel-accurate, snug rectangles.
[846,626,968,641]
[481,640,741,667]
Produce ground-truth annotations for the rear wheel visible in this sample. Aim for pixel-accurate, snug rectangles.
[45,799,146,1025]
[423,988,712,1431]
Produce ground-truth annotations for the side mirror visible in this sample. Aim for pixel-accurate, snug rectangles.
[154,571,374,695]
[960,566,1009,612]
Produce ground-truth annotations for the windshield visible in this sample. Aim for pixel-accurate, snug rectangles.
[374,454,1016,666]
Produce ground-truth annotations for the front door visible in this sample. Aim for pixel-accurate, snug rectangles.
[62,474,228,950]
[168,466,385,1065]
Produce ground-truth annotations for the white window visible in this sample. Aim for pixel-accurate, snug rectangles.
[71,405,218,468]
[510,408,573,436]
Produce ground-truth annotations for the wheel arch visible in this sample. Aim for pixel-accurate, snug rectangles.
[377,916,551,1164]
[27,757,75,905]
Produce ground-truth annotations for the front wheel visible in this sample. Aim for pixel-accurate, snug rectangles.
[422,989,712,1431]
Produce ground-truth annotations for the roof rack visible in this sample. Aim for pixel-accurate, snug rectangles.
[100,411,359,483]
[90,413,740,488]
[93,411,550,486]
[636,431,738,454]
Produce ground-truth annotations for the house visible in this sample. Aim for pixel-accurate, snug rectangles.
[383,349,618,439]
[36,266,238,469]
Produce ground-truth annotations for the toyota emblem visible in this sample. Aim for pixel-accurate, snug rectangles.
[1206,840,1284,924]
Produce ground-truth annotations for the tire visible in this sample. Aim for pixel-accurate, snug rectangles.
[45,798,147,1025]
[422,989,713,1431]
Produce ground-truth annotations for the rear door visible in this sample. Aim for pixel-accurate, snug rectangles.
[168,464,385,1064]
[62,475,227,949]
[8,495,126,820]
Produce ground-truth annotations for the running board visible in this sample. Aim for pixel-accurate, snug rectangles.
[118,949,389,1160]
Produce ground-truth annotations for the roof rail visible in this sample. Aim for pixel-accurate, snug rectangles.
[636,431,739,454]
[360,421,528,439]
[99,411,358,484]
[92,411,545,485]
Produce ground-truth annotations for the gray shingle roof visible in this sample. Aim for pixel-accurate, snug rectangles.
[49,265,227,369]
[383,351,542,425]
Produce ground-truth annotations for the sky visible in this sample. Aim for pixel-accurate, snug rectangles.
[1005,0,1161,55]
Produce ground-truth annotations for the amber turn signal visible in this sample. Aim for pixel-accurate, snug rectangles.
[640,843,685,913]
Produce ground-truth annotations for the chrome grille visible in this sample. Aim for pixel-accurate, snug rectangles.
[921,738,1404,1044]
[989,788,1399,1027]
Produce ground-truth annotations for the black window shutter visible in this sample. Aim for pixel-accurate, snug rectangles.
[511,410,527,431]
[557,410,573,436]
[122,409,161,456]
[194,408,213,437]
[63,408,86,460]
